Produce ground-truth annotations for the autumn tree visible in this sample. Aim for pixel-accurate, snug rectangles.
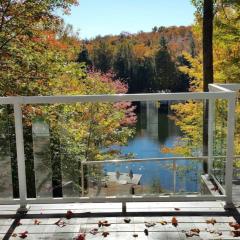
[154,37,179,91]
[0,0,137,198]
[167,0,240,164]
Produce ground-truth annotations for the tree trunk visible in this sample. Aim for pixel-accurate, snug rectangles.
[203,0,214,173]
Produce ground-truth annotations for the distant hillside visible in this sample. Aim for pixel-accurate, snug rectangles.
[78,26,195,93]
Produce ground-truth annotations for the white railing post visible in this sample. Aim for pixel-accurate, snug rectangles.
[224,94,236,208]
[14,103,27,210]
[208,98,215,178]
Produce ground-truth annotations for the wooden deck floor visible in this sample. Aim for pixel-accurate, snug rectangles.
[0,202,240,240]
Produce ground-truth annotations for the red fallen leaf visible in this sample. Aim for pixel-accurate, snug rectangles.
[174,208,180,211]
[19,231,28,239]
[190,228,200,233]
[172,217,178,227]
[144,229,149,236]
[54,219,66,228]
[89,228,98,235]
[133,233,138,238]
[66,210,74,219]
[34,219,41,225]
[102,231,109,237]
[12,233,17,237]
[75,233,86,240]
[232,231,240,237]
[159,220,167,225]
[229,222,240,230]
[206,218,217,225]
[124,218,131,223]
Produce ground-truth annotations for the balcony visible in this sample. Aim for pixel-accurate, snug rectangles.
[0,84,240,239]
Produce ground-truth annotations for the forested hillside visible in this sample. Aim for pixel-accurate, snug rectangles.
[77,26,195,93]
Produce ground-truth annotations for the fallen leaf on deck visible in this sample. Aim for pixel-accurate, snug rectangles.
[159,220,167,225]
[190,228,200,233]
[174,208,180,211]
[89,228,98,235]
[75,233,86,240]
[34,219,41,225]
[185,232,199,237]
[206,218,217,225]
[103,223,111,227]
[98,220,111,227]
[102,231,109,237]
[232,230,240,237]
[171,217,178,227]
[54,219,66,227]
[229,222,240,230]
[19,231,28,239]
[216,231,222,236]
[144,229,149,236]
[66,210,74,219]
[133,233,138,238]
[12,233,17,237]
[124,218,131,223]
[145,222,156,228]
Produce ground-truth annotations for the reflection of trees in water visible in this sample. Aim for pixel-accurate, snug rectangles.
[136,101,182,145]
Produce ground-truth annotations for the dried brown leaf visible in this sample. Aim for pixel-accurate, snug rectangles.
[171,217,178,227]
[232,231,240,237]
[102,231,109,237]
[159,220,167,225]
[190,228,200,233]
[229,222,240,230]
[124,218,131,223]
[34,219,41,225]
[206,218,217,225]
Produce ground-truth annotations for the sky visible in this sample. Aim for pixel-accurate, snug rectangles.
[60,0,196,39]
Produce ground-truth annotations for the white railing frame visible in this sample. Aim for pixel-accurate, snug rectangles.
[0,83,238,209]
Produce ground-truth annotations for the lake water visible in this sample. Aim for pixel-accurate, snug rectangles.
[103,102,203,194]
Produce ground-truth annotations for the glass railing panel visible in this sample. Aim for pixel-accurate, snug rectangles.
[32,117,52,198]
[17,99,221,200]
[83,158,206,198]
[212,156,226,187]
[213,99,228,157]
[0,105,15,199]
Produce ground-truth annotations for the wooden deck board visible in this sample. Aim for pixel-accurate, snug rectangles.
[1,202,240,240]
